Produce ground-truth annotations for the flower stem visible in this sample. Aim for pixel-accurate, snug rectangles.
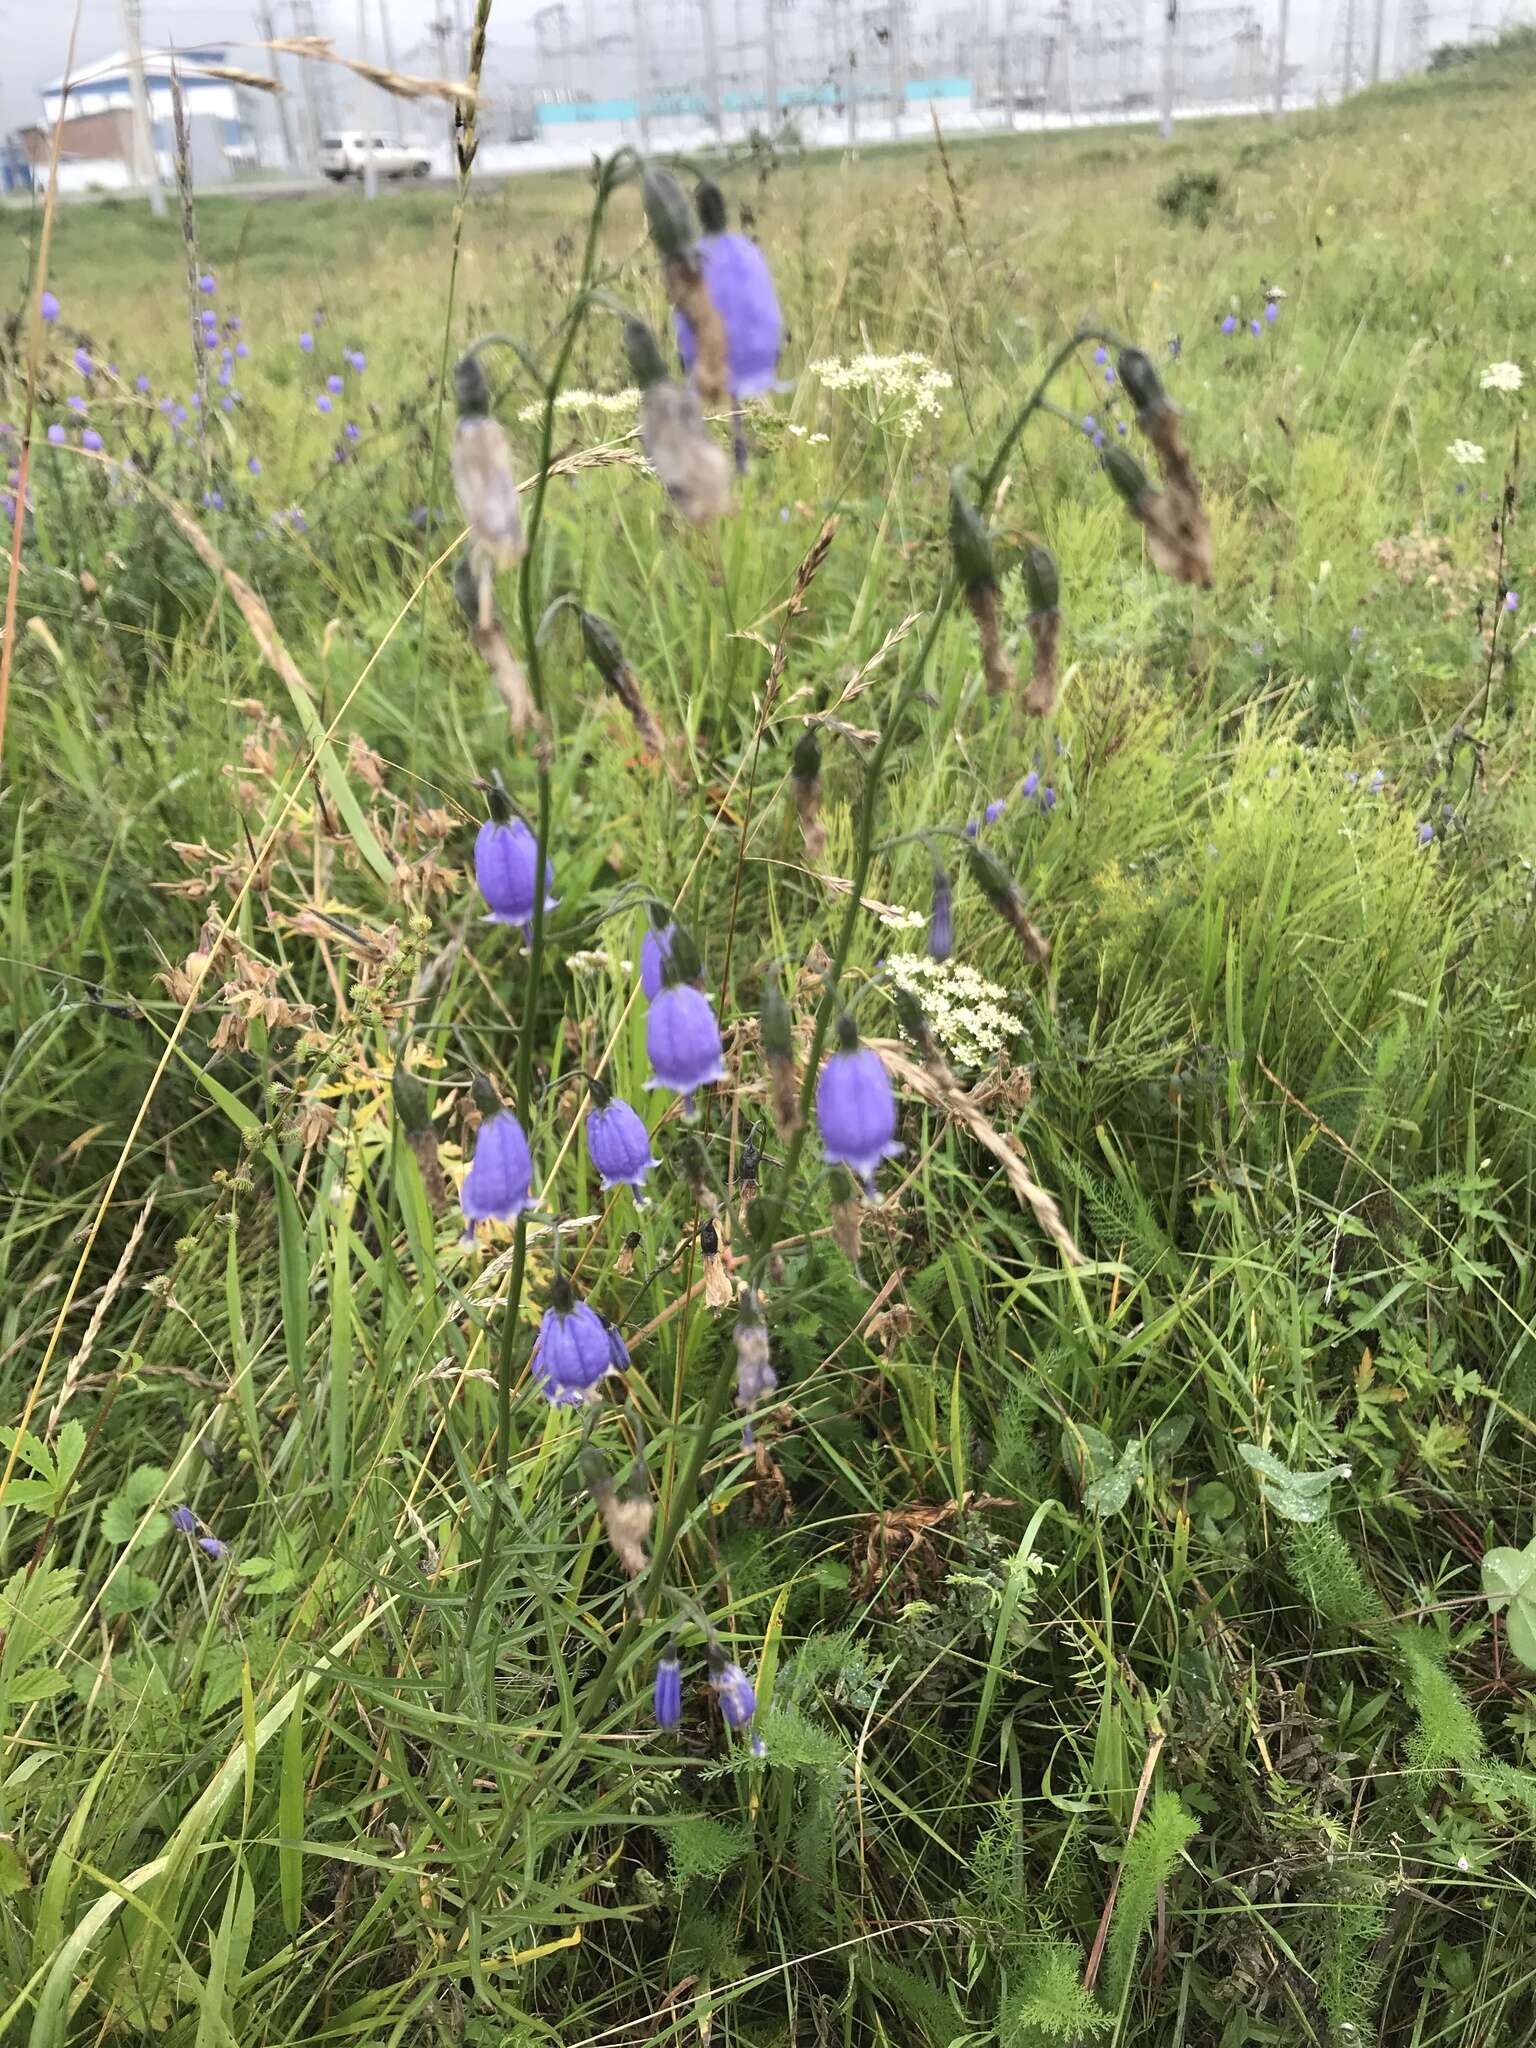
[457,157,620,1671]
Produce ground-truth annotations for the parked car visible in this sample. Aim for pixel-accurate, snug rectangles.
[319,131,432,182]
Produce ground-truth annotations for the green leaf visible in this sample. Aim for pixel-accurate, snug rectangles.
[4,1481,60,1512]
[100,1568,159,1619]
[0,1840,30,1898]
[1238,1443,1352,1524]
[52,1422,86,1490]
[1483,1541,1536,1671]
[1066,1426,1141,1519]
[6,1669,73,1706]
[1481,1543,1536,1613]
[0,1428,54,1483]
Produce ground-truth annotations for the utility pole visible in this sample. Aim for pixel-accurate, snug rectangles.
[430,13,457,150]
[255,3,299,168]
[632,0,652,145]
[1273,0,1289,111]
[764,0,780,132]
[1341,0,1357,93]
[1368,0,1387,83]
[376,0,406,136]
[1159,0,1176,137]
[1062,1,1075,123]
[584,0,600,87]
[889,0,903,139]
[700,0,724,134]
[292,0,324,163]
[120,0,167,214]
[355,0,378,196]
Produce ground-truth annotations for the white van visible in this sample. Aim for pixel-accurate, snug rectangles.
[319,132,433,182]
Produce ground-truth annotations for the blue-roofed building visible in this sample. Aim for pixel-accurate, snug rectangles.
[28,46,267,192]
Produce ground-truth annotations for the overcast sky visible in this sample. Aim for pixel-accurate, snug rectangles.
[0,0,1498,137]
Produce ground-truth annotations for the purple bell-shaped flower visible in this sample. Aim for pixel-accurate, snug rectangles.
[586,1086,658,1198]
[460,1090,535,1242]
[707,1642,757,1729]
[639,914,676,1000]
[674,183,783,400]
[530,1278,616,1406]
[816,1018,902,1195]
[645,984,724,1110]
[653,1645,683,1729]
[475,809,556,938]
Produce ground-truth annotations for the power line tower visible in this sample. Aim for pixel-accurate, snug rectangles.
[254,2,301,167]
[120,0,167,213]
[291,0,328,158]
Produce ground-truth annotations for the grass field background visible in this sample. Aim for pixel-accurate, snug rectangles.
[3,36,1536,2048]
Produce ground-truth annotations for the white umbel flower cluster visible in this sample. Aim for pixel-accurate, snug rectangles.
[1448,440,1486,466]
[517,387,641,423]
[885,953,1024,1068]
[808,351,953,435]
[1481,360,1523,394]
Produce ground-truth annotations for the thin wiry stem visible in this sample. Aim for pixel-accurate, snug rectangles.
[410,0,495,761]
[458,155,622,1672]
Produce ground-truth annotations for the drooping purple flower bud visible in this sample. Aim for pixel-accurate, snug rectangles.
[929,864,953,962]
[460,1100,534,1238]
[1220,314,1237,336]
[674,187,784,400]
[1250,318,1262,338]
[299,330,314,352]
[816,1018,902,1194]
[985,799,1007,824]
[586,1088,659,1196]
[760,975,801,1140]
[73,347,93,378]
[248,455,261,476]
[171,1505,197,1535]
[348,349,366,371]
[452,356,526,568]
[733,1300,778,1426]
[708,1644,757,1729]
[604,1320,631,1371]
[1265,300,1279,323]
[640,911,677,1000]
[475,815,556,936]
[135,373,151,393]
[326,372,344,394]
[67,396,86,415]
[635,370,733,525]
[46,424,65,447]
[646,984,724,1109]
[1505,589,1519,613]
[198,1536,230,1562]
[1417,821,1434,846]
[950,468,1014,697]
[40,291,59,323]
[81,428,103,452]
[967,840,1051,965]
[530,1278,614,1405]
[792,726,825,858]
[1023,541,1062,715]
[316,393,332,414]
[198,272,216,293]
[642,166,699,260]
[654,1645,683,1728]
